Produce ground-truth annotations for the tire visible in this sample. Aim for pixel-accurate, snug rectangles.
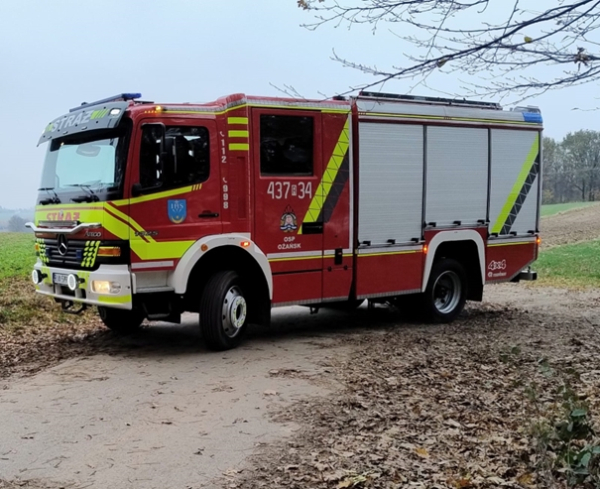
[421,258,467,323]
[200,271,249,351]
[98,306,145,333]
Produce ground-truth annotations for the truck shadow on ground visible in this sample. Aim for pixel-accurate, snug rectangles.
[79,302,516,359]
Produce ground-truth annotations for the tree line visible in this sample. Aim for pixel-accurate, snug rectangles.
[543,131,600,204]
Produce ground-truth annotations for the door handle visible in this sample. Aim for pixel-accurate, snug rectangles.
[302,222,323,234]
[198,212,220,218]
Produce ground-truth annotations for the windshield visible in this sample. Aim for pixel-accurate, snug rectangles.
[38,119,131,204]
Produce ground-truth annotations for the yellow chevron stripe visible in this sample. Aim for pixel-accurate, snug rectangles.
[298,119,350,234]
[491,137,540,234]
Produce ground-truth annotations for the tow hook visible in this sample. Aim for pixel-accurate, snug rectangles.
[60,300,88,315]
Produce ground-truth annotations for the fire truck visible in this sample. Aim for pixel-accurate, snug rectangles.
[28,91,542,350]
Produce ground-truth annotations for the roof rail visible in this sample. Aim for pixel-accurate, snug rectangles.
[357,91,502,110]
[70,93,143,112]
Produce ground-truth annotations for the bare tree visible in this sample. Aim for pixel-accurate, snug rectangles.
[297,1,600,101]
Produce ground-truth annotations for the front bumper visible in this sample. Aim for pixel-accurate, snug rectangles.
[33,262,133,310]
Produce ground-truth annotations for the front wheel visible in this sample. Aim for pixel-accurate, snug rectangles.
[98,306,145,334]
[421,258,467,323]
[200,271,249,351]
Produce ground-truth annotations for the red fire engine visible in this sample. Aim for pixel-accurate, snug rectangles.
[29,92,541,350]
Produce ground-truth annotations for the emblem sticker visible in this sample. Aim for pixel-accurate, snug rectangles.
[168,199,187,224]
[280,206,298,232]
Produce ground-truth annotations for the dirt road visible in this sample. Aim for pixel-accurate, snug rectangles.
[2,206,599,488]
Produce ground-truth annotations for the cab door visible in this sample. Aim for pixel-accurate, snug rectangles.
[127,119,221,271]
[251,109,324,304]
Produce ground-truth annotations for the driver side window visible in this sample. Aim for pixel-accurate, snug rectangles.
[139,125,210,192]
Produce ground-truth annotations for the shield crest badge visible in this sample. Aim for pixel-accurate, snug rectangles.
[168,199,187,224]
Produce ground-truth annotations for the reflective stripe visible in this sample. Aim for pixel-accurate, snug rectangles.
[491,137,540,234]
[360,112,542,126]
[98,294,132,304]
[358,250,420,258]
[268,254,321,262]
[122,185,195,206]
[229,143,249,151]
[131,260,174,270]
[228,130,249,138]
[130,240,195,261]
[488,241,534,248]
[299,120,350,233]
[228,117,248,125]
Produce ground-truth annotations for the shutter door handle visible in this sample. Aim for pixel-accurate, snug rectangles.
[302,222,323,234]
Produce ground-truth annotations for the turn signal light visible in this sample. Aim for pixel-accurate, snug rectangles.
[423,245,429,254]
[98,246,121,257]
[536,237,542,245]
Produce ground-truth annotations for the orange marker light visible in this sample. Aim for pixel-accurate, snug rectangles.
[240,241,251,248]
[423,245,429,254]
[201,244,209,252]
[98,246,121,257]
[536,237,542,245]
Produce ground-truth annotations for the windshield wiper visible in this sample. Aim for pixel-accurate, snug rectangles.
[38,187,61,205]
[68,184,100,203]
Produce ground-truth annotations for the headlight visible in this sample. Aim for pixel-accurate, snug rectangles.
[92,281,122,294]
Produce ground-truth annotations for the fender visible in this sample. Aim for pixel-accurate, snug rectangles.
[422,230,486,292]
[168,233,273,298]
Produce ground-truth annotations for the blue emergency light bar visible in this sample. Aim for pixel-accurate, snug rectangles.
[70,93,142,112]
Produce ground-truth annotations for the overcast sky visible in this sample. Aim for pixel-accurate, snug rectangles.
[0,0,597,209]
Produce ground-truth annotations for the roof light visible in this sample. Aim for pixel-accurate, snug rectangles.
[70,93,143,112]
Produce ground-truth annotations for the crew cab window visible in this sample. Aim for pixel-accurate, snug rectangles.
[139,125,210,191]
[260,115,313,175]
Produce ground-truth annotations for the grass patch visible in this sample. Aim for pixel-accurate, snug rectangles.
[0,233,95,332]
[540,201,599,217]
[535,239,600,287]
[0,232,35,280]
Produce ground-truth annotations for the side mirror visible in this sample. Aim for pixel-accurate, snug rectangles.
[131,183,143,197]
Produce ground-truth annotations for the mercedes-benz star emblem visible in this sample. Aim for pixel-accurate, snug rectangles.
[57,234,68,256]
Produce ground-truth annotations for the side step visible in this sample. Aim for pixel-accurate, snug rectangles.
[512,268,537,282]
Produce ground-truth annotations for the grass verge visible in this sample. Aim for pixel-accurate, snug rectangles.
[535,239,600,288]
[0,232,36,280]
[540,201,599,217]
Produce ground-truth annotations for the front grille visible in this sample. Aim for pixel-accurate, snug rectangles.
[37,239,129,270]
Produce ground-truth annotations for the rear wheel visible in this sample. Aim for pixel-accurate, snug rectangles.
[98,306,145,333]
[200,271,248,351]
[421,258,467,323]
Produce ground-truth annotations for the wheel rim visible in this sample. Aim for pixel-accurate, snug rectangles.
[221,286,247,338]
[432,270,461,314]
